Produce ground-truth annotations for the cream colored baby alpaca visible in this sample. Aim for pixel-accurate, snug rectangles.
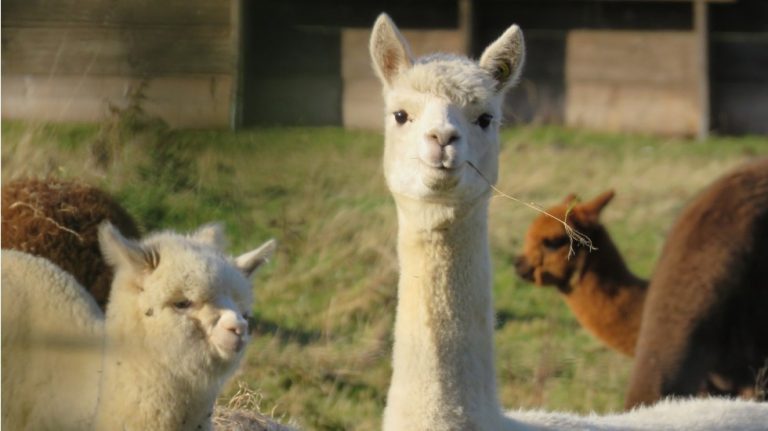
[371,13,768,431]
[2,223,276,431]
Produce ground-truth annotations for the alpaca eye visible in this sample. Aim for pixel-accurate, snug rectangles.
[475,113,493,129]
[543,236,569,250]
[393,110,409,125]
[173,299,193,310]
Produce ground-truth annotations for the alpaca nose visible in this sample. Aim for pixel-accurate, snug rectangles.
[220,312,248,336]
[228,318,247,336]
[514,255,534,281]
[425,128,460,147]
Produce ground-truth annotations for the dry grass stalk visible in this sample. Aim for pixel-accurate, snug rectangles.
[467,161,595,258]
[213,382,297,431]
[9,201,85,241]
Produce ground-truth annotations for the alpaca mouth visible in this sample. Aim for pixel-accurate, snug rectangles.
[214,335,247,358]
[422,167,461,191]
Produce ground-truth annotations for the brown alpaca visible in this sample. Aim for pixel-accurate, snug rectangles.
[516,158,768,406]
[626,158,768,408]
[515,190,647,356]
[1,178,140,310]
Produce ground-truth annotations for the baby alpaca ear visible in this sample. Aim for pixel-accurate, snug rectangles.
[562,193,579,205]
[235,239,277,279]
[479,24,525,92]
[370,13,413,87]
[190,222,227,250]
[99,222,158,273]
[572,189,615,225]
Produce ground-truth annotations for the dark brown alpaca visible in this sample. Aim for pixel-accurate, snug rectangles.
[1,178,141,310]
[515,190,647,356]
[626,158,768,408]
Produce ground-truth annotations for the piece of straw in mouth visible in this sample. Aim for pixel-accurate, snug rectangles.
[466,161,595,259]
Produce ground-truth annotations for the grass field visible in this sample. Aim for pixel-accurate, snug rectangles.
[2,117,766,430]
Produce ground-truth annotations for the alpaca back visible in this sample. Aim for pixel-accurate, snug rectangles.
[507,397,768,430]
[627,157,768,406]
[1,249,104,431]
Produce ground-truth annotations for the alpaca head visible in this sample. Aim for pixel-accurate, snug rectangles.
[99,222,276,376]
[515,190,614,289]
[370,13,525,208]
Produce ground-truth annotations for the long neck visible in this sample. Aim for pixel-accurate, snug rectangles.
[95,292,220,431]
[384,195,505,431]
[564,228,648,356]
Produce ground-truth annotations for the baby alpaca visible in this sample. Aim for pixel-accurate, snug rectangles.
[2,177,141,309]
[2,223,276,431]
[515,190,647,356]
[371,13,768,431]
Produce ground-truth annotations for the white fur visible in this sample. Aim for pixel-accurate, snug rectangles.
[371,13,768,431]
[1,223,276,431]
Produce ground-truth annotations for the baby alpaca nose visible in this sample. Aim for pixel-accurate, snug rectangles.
[425,128,460,147]
[221,313,248,336]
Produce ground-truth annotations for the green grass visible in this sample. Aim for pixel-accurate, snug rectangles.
[3,119,766,430]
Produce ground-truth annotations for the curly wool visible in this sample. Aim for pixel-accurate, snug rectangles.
[1,178,140,309]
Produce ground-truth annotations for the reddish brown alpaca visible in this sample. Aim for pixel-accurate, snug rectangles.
[626,158,768,408]
[515,190,647,356]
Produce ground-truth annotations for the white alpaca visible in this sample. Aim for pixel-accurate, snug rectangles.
[1,222,276,431]
[370,13,768,431]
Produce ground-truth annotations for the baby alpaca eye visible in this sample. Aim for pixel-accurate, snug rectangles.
[543,236,570,251]
[393,110,409,125]
[475,113,493,130]
[173,299,193,310]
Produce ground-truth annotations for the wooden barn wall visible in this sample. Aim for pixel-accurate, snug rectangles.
[243,0,459,128]
[565,31,700,136]
[472,0,693,127]
[2,0,234,128]
[709,0,768,135]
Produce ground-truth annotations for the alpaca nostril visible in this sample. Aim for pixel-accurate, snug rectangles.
[426,130,460,147]
[234,320,248,336]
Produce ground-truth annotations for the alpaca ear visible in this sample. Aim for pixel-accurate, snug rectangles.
[370,13,413,87]
[190,222,227,250]
[235,239,277,279]
[479,24,525,92]
[99,222,159,274]
[573,190,615,225]
[562,193,578,204]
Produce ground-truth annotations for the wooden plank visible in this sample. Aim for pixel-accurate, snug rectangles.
[343,78,385,130]
[566,82,699,137]
[2,26,233,76]
[342,28,465,80]
[694,0,709,139]
[565,30,702,136]
[566,31,698,84]
[1,75,232,128]
[3,0,231,27]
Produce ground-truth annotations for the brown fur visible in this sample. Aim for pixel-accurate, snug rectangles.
[515,190,647,356]
[1,178,140,310]
[626,158,768,408]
